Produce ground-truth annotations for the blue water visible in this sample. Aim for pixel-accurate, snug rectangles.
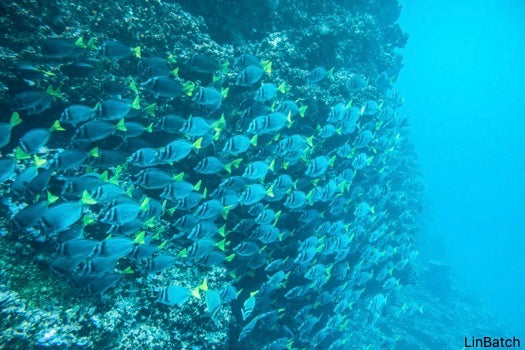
[399,0,525,337]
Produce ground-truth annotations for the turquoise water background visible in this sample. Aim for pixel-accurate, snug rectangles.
[399,0,525,337]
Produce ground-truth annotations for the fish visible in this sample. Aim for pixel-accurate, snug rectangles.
[193,200,227,220]
[219,285,238,304]
[254,83,288,102]
[57,239,97,260]
[134,168,174,189]
[0,159,16,184]
[271,174,295,194]
[247,112,289,135]
[81,273,120,295]
[160,181,198,202]
[274,100,307,118]
[241,103,271,122]
[247,252,267,269]
[361,100,380,116]
[353,130,374,149]
[252,224,280,244]
[254,209,277,225]
[236,54,261,68]
[91,237,134,259]
[284,285,308,299]
[72,120,125,142]
[354,201,374,218]
[144,255,176,274]
[101,40,140,59]
[142,62,173,78]
[14,90,52,115]
[154,114,186,134]
[327,103,347,123]
[0,113,22,148]
[222,134,258,156]
[186,54,223,74]
[194,157,226,175]
[294,247,317,264]
[157,285,190,306]
[378,105,395,121]
[273,134,311,156]
[187,221,218,240]
[305,156,335,178]
[60,105,94,126]
[155,138,201,163]
[99,202,142,225]
[352,153,374,170]
[14,63,49,81]
[284,191,307,209]
[185,239,217,260]
[172,192,203,211]
[192,87,228,110]
[118,122,153,140]
[298,316,319,334]
[11,201,48,232]
[19,128,51,154]
[40,202,84,234]
[180,117,213,137]
[142,76,194,98]
[320,124,341,139]
[242,294,256,321]
[308,66,334,84]
[76,256,119,276]
[42,38,84,58]
[336,143,353,158]
[238,317,258,342]
[129,244,158,260]
[128,147,160,167]
[25,168,53,197]
[236,65,265,87]
[61,173,104,200]
[89,184,127,204]
[61,59,99,77]
[11,166,38,197]
[89,149,127,168]
[94,98,139,121]
[242,160,274,180]
[205,289,222,324]
[239,184,273,206]
[233,241,259,257]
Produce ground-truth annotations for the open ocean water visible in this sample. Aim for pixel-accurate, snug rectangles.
[0,0,522,349]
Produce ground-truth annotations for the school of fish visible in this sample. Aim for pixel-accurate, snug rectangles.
[0,35,421,349]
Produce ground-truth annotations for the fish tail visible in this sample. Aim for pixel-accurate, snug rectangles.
[50,120,65,132]
[129,80,139,94]
[9,112,22,127]
[145,122,153,133]
[144,103,156,116]
[262,60,272,74]
[87,38,97,50]
[328,67,335,81]
[221,87,229,98]
[131,46,141,58]
[115,119,127,132]
[192,137,202,149]
[298,105,308,118]
[132,96,140,109]
[250,134,258,146]
[74,37,86,48]
[183,81,195,96]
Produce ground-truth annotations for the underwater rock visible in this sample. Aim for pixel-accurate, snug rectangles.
[0,0,490,350]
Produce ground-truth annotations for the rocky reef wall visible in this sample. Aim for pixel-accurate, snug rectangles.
[0,1,461,349]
